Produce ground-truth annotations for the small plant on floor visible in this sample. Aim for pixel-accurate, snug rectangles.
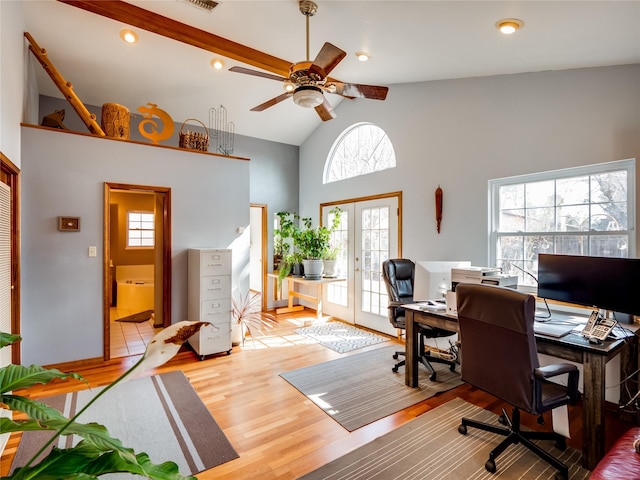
[232,291,278,346]
[0,321,209,480]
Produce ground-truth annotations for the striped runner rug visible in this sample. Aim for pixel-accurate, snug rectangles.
[10,370,238,478]
[280,345,464,431]
[299,397,590,480]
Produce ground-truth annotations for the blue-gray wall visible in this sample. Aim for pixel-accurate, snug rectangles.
[299,65,640,265]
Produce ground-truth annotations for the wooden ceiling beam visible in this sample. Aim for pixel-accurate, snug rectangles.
[57,0,292,77]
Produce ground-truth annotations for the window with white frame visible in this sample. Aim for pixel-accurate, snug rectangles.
[127,211,155,248]
[324,122,396,183]
[490,159,635,288]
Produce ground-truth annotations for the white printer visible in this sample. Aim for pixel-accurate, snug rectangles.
[447,267,518,313]
[451,266,502,289]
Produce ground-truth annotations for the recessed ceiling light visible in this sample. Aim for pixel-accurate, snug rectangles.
[210,58,224,70]
[355,52,369,62]
[496,18,524,35]
[119,29,138,44]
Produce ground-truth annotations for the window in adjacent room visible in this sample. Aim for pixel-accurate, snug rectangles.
[324,122,396,183]
[489,159,635,288]
[127,211,154,248]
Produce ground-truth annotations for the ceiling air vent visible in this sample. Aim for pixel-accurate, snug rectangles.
[180,0,219,12]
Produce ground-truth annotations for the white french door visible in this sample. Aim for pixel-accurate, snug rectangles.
[322,195,399,335]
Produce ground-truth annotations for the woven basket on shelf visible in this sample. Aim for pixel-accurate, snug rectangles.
[179,118,209,152]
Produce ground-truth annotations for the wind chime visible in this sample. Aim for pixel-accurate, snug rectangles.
[209,105,235,156]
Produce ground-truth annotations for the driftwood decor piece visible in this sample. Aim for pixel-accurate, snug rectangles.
[41,109,67,130]
[101,103,130,139]
[24,32,105,136]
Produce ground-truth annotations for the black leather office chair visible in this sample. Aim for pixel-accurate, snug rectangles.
[381,258,457,381]
[456,283,580,480]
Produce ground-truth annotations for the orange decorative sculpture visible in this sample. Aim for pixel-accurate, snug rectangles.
[137,103,175,144]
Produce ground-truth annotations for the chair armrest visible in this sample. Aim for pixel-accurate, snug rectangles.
[534,363,580,405]
[534,363,577,379]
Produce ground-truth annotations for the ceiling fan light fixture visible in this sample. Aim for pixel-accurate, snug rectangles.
[496,18,524,34]
[292,85,324,108]
[283,80,296,93]
[119,29,138,44]
[355,52,369,62]
[210,58,224,70]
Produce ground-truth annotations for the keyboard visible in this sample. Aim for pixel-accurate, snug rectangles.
[533,321,578,338]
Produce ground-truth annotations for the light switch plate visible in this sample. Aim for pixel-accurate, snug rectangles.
[88,246,97,257]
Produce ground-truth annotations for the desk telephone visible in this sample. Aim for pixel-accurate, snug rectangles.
[582,311,616,342]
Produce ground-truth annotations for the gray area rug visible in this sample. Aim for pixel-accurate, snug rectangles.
[294,321,390,353]
[11,370,238,478]
[299,397,589,480]
[280,345,463,431]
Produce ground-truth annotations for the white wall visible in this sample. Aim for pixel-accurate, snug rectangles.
[300,65,640,265]
[21,126,250,366]
[0,0,25,165]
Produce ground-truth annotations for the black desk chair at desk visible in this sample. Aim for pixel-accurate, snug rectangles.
[381,258,457,381]
[456,283,580,480]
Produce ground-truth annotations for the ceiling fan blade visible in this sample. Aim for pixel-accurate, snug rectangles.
[315,97,337,121]
[229,66,287,83]
[250,92,292,112]
[312,42,347,77]
[331,81,389,100]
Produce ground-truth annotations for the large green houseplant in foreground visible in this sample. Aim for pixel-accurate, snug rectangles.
[0,321,208,480]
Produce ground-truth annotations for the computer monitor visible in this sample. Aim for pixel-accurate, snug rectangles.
[537,253,640,317]
[414,260,471,302]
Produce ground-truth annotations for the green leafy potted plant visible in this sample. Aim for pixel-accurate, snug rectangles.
[295,207,342,279]
[0,322,209,480]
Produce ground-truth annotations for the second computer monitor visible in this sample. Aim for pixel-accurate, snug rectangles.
[414,260,471,302]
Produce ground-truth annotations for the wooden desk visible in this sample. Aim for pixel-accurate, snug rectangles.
[404,304,638,471]
[267,274,345,319]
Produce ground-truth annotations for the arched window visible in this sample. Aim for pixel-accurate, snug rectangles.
[324,123,396,183]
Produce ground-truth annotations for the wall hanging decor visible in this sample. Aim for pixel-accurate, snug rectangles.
[435,186,443,233]
[58,216,80,232]
[137,102,175,144]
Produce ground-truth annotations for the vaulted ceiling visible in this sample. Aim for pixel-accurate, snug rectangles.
[22,1,640,146]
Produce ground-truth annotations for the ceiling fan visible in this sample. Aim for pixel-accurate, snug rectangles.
[230,0,388,121]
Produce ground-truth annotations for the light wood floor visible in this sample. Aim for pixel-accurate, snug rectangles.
[1,309,633,478]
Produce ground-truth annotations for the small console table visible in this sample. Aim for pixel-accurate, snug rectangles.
[267,274,345,319]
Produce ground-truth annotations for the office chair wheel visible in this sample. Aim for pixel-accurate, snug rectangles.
[485,459,497,473]
[393,353,399,360]
[392,365,399,373]
[458,424,467,435]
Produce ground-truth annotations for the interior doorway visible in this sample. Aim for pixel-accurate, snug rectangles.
[103,182,171,360]
[0,154,20,365]
[250,204,267,310]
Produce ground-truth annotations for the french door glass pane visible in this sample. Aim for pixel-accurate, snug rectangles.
[360,206,389,317]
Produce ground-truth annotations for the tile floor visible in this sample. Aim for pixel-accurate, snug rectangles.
[109,307,162,358]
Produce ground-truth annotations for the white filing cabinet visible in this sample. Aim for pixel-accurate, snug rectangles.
[187,248,232,360]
